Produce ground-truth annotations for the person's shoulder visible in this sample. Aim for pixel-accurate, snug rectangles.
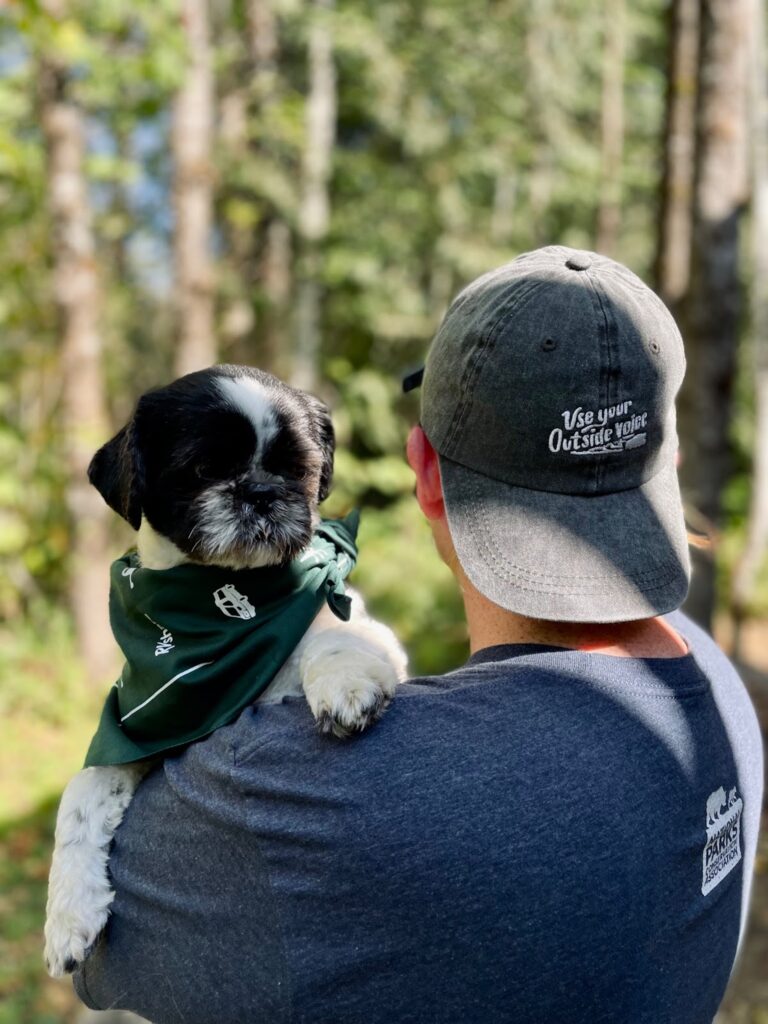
[667,610,762,738]
[211,658,533,770]
[666,610,740,675]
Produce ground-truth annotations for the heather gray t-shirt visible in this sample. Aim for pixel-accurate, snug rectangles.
[74,612,763,1024]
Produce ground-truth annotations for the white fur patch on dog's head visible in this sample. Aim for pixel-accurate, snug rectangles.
[216,375,279,462]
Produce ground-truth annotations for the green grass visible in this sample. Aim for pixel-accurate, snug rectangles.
[0,609,107,822]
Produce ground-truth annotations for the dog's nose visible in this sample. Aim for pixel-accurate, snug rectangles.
[239,482,278,510]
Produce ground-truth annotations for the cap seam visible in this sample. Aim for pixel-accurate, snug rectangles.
[441,278,549,456]
[584,271,621,494]
[464,564,681,595]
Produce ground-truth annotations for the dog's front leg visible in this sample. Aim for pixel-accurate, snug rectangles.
[298,590,408,738]
[44,761,149,977]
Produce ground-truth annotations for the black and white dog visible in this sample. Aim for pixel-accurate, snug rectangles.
[44,365,407,978]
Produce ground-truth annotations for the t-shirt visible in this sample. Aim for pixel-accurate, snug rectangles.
[74,611,763,1024]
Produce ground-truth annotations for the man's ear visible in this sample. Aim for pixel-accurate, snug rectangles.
[87,420,144,530]
[305,395,335,503]
[406,425,444,521]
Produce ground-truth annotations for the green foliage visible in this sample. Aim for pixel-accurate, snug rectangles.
[0,611,103,824]
[0,0,680,625]
[319,362,466,674]
[355,498,468,675]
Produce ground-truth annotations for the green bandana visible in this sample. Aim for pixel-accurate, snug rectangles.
[84,513,359,767]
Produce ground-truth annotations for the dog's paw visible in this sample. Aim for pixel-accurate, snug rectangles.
[45,834,114,976]
[302,648,399,739]
[44,882,112,978]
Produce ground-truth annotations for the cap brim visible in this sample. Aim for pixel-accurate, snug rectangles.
[439,456,691,623]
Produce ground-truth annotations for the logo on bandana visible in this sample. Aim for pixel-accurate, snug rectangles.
[144,614,175,656]
[548,400,648,456]
[214,584,257,620]
[702,785,742,895]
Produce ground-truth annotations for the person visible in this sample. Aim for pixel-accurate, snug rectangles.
[74,245,763,1024]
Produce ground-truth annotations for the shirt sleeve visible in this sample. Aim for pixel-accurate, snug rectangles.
[71,759,292,1024]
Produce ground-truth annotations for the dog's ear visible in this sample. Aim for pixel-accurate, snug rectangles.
[88,419,144,530]
[305,395,335,503]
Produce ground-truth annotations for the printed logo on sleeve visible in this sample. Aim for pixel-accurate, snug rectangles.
[702,785,742,896]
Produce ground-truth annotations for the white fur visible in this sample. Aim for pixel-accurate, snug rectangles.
[263,591,407,723]
[45,540,407,978]
[298,592,406,731]
[217,375,278,459]
[44,763,148,976]
[190,488,309,569]
[137,518,186,570]
[191,486,251,564]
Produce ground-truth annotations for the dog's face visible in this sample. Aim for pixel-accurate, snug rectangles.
[88,365,334,569]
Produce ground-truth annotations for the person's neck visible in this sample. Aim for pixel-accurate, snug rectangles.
[459,572,688,659]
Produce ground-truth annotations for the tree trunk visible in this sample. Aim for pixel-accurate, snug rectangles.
[677,0,751,630]
[247,0,293,376]
[38,27,113,684]
[219,0,291,374]
[596,0,626,256]
[292,0,336,394]
[247,0,278,102]
[172,0,216,378]
[655,0,700,313]
[261,218,293,376]
[731,0,768,656]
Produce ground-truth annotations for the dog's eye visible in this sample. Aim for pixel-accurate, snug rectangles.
[194,462,215,481]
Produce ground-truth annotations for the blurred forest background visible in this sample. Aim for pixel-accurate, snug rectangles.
[1,0,768,1020]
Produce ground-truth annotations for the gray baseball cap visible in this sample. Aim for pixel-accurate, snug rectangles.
[417,245,691,622]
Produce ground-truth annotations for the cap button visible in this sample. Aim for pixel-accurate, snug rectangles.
[565,252,592,272]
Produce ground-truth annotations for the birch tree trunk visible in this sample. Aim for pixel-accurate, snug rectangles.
[247,0,278,100]
[677,0,751,630]
[39,30,113,684]
[596,0,626,256]
[261,219,293,376]
[173,0,216,378]
[655,0,700,312]
[292,0,336,393]
[219,0,290,374]
[248,0,293,376]
[731,0,768,655]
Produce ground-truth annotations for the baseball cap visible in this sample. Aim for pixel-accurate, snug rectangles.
[411,245,690,622]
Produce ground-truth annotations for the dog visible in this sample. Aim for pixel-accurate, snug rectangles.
[44,365,407,978]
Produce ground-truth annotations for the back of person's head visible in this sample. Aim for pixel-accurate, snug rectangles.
[408,245,690,623]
